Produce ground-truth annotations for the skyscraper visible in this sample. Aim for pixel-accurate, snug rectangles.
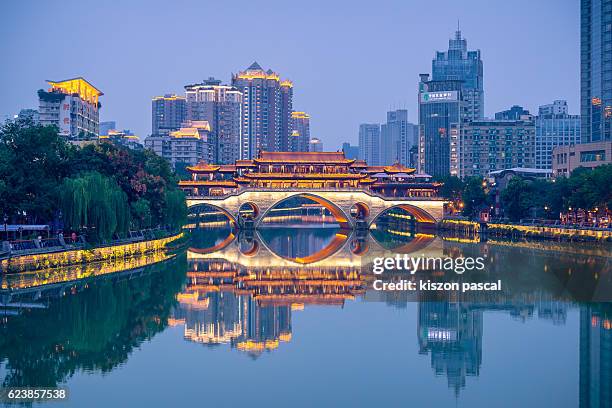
[418,75,464,177]
[358,123,381,166]
[185,78,242,164]
[381,109,418,166]
[38,77,103,140]
[581,0,612,142]
[232,62,293,159]
[432,28,484,120]
[151,94,187,136]
[290,111,311,152]
[535,100,581,169]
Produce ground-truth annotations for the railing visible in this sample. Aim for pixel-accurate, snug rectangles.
[1,227,176,259]
[186,187,446,202]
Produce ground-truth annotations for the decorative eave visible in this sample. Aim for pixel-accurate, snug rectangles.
[254,151,355,165]
[235,160,257,167]
[186,162,220,173]
[238,172,368,179]
[178,180,238,187]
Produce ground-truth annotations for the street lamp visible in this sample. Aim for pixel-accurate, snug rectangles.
[3,214,8,241]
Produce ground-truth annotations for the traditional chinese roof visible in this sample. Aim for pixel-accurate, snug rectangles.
[384,162,416,174]
[218,164,237,172]
[363,163,416,174]
[185,162,220,172]
[238,172,368,180]
[236,159,257,167]
[178,180,238,187]
[350,160,368,168]
[254,151,355,164]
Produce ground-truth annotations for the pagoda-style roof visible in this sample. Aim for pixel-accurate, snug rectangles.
[350,160,368,168]
[178,180,238,187]
[218,164,237,172]
[238,172,368,180]
[254,151,355,164]
[363,162,416,174]
[235,159,257,167]
[185,162,220,173]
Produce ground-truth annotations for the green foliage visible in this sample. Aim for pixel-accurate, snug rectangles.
[59,172,130,241]
[0,121,75,223]
[0,121,186,237]
[438,176,464,200]
[501,178,538,221]
[131,198,152,229]
[461,177,488,217]
[163,188,188,229]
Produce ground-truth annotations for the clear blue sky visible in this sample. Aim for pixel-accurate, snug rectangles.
[1,0,579,150]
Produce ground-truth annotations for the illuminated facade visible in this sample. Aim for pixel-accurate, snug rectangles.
[179,151,440,198]
[146,120,213,169]
[38,77,103,139]
[99,129,141,150]
[151,94,187,136]
[290,111,311,152]
[185,78,242,164]
[232,62,293,159]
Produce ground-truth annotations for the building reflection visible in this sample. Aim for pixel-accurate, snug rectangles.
[580,304,612,408]
[417,296,482,396]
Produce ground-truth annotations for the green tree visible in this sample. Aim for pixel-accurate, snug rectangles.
[462,177,488,218]
[59,172,130,241]
[439,176,464,201]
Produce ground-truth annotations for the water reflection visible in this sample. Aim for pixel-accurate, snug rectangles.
[0,219,610,405]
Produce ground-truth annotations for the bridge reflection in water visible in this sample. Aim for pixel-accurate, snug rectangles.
[1,215,610,402]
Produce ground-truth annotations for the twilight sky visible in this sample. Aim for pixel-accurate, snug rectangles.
[1,0,578,150]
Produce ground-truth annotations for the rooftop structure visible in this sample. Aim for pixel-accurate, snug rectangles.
[179,151,439,199]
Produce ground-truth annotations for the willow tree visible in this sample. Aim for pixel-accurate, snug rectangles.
[59,172,130,241]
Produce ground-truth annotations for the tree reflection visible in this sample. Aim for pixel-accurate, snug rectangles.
[0,255,186,388]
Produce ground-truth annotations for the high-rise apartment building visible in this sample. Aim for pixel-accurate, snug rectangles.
[432,28,484,120]
[290,111,311,152]
[185,78,242,164]
[151,94,187,136]
[231,62,293,159]
[581,0,612,142]
[418,75,465,177]
[145,120,212,170]
[495,105,530,120]
[38,77,103,139]
[359,123,381,166]
[455,118,536,178]
[381,109,418,166]
[535,100,581,169]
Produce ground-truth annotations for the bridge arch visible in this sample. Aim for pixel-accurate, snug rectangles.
[188,203,237,226]
[256,230,351,265]
[369,204,437,227]
[257,193,352,229]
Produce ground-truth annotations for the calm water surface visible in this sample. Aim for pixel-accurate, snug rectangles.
[1,221,611,408]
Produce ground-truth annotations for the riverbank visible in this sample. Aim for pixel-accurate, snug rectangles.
[1,232,184,273]
[440,218,612,242]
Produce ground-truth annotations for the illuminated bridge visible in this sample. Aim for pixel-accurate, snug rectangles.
[186,189,447,229]
[180,151,448,228]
